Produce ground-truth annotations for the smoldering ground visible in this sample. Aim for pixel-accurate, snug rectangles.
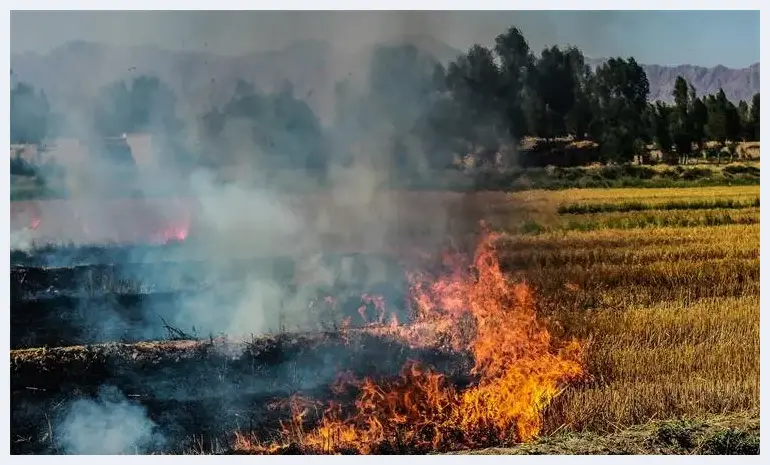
[10,19,499,454]
[12,333,475,454]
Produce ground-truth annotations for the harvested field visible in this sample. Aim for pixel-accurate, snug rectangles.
[9,185,760,455]
[455,412,759,455]
[500,187,760,444]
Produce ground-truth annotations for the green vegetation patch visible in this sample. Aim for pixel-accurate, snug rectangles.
[558,197,760,214]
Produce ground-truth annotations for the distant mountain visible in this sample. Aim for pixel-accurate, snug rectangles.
[585,57,760,103]
[10,39,760,127]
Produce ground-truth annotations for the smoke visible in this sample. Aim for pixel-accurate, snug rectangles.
[55,385,165,454]
[8,13,515,454]
[11,35,461,339]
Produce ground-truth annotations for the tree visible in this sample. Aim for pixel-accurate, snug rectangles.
[705,90,728,146]
[494,27,534,142]
[592,58,650,162]
[690,96,708,151]
[565,47,597,140]
[526,46,577,139]
[737,99,750,140]
[329,43,445,174]
[199,107,227,140]
[369,44,439,135]
[724,100,742,143]
[444,44,505,157]
[10,82,50,144]
[651,101,674,155]
[205,82,328,173]
[94,76,182,136]
[94,80,132,136]
[748,93,760,141]
[670,76,695,162]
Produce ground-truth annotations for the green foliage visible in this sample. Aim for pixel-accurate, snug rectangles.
[724,164,760,176]
[94,76,182,137]
[670,77,696,158]
[592,58,650,162]
[562,211,756,232]
[10,82,50,144]
[200,78,328,172]
[748,93,760,141]
[656,420,698,449]
[10,157,37,177]
[703,428,760,455]
[519,220,546,235]
[558,197,758,214]
[650,102,673,153]
[644,79,756,167]
[461,163,759,192]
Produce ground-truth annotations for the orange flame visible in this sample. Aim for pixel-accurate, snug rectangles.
[235,223,584,454]
[150,220,190,244]
[358,294,390,325]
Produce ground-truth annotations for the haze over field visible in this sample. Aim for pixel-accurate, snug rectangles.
[11,11,761,123]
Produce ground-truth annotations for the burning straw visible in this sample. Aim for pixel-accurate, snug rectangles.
[234,223,585,454]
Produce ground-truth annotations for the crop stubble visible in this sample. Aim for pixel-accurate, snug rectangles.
[492,187,760,436]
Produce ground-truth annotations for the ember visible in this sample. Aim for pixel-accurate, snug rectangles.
[11,197,196,246]
[235,223,585,454]
[151,221,190,244]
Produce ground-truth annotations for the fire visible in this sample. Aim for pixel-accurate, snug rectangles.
[357,294,389,325]
[155,222,189,243]
[235,223,584,454]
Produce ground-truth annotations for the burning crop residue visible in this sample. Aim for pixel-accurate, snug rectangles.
[234,224,585,454]
[11,197,195,247]
[151,220,190,244]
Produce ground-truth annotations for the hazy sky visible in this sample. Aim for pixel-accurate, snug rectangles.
[10,10,761,67]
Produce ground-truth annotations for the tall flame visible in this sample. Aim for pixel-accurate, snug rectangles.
[235,223,584,454]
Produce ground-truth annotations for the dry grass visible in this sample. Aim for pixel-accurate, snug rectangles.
[483,186,759,232]
[555,207,759,231]
[542,296,759,433]
[399,186,761,440]
[457,411,759,455]
[512,185,760,205]
[481,186,761,438]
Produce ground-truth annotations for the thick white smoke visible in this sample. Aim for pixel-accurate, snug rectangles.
[55,386,165,454]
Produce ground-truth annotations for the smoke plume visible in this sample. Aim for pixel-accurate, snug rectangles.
[55,385,165,454]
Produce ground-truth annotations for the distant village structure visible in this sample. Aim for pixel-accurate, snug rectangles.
[10,132,157,170]
[10,143,39,164]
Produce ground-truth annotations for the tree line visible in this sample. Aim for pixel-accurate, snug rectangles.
[10,25,761,175]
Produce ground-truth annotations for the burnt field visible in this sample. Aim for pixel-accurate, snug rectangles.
[10,249,409,348]
[10,244,426,454]
[11,333,473,454]
[10,226,582,455]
